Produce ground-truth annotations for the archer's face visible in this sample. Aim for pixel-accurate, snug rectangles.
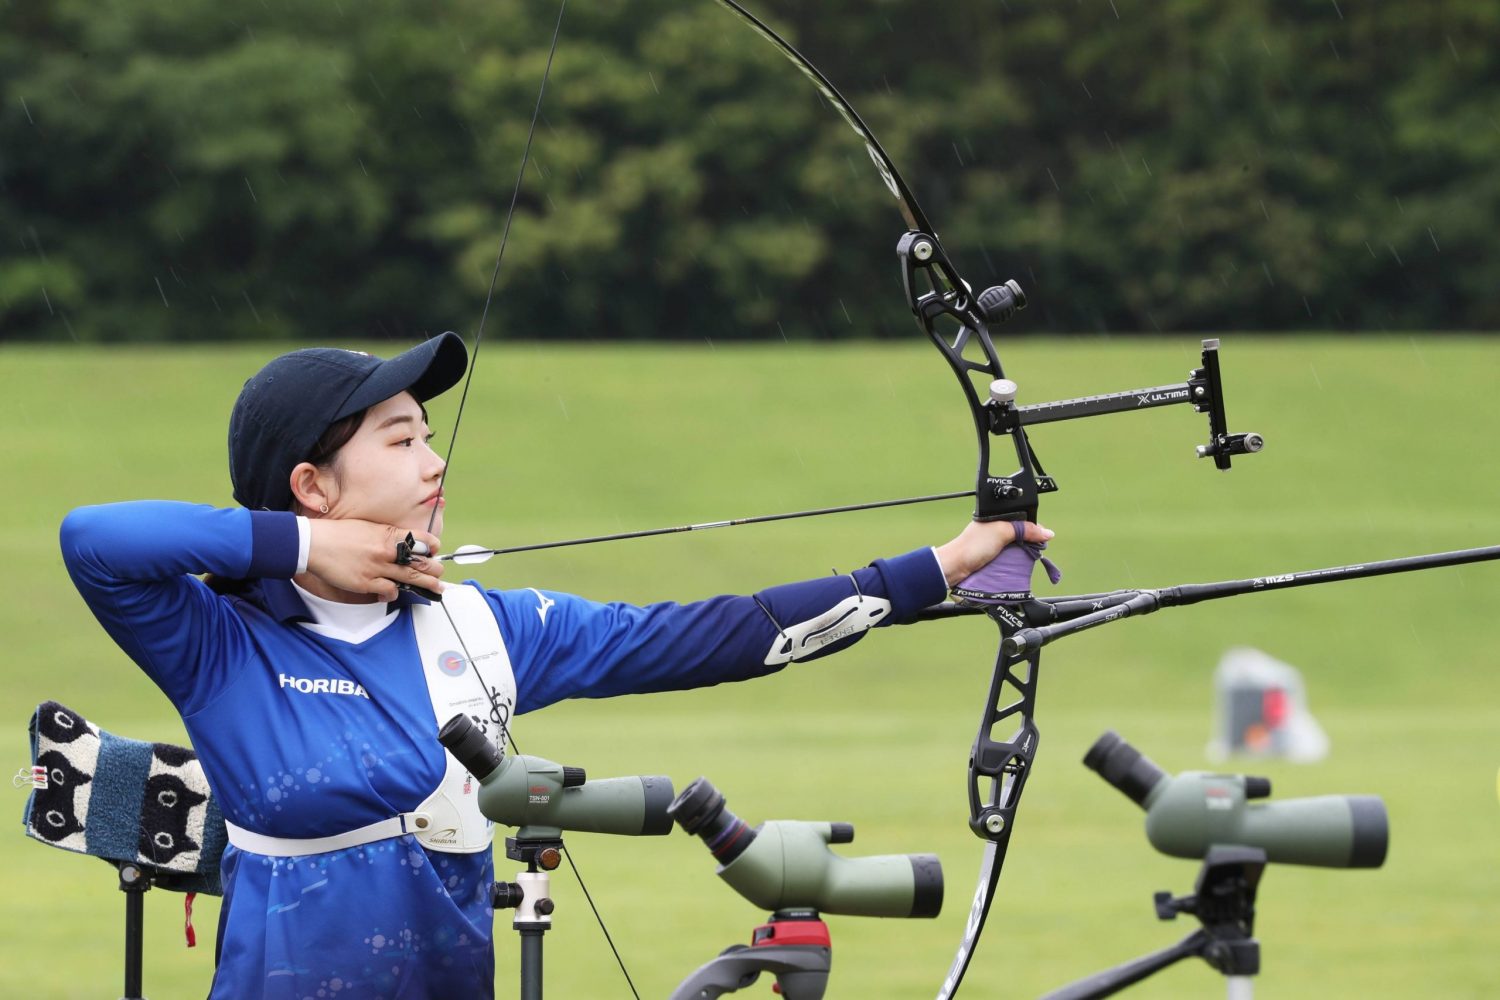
[325,392,447,537]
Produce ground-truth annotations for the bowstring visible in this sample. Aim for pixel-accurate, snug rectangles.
[426,1,567,537]
[417,5,642,997]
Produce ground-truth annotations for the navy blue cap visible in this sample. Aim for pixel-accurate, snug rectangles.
[228,332,468,511]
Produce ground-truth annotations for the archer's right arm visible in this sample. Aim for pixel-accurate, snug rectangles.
[59,501,301,712]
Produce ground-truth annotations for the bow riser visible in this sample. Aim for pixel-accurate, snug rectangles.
[899,232,1049,522]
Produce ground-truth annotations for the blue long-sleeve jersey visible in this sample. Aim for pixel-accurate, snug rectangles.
[60,501,947,999]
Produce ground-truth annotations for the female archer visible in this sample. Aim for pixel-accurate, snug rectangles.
[60,332,1052,999]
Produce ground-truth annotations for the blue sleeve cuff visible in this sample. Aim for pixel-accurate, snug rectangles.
[246,511,302,579]
[869,547,949,618]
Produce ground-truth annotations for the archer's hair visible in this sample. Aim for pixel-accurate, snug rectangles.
[205,408,367,595]
[302,411,366,476]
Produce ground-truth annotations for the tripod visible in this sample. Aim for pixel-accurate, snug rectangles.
[114,861,201,1000]
[669,909,833,1000]
[1041,846,1265,1000]
[491,834,565,1000]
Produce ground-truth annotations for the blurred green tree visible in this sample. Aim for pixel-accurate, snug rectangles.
[2,0,1495,341]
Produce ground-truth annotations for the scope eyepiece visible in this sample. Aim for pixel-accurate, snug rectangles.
[1084,730,1167,807]
[438,713,502,780]
[669,777,757,865]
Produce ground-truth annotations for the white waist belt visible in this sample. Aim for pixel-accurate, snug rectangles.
[224,812,432,857]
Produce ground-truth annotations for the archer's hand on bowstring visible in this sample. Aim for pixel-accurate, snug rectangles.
[935,519,1056,588]
[305,519,445,602]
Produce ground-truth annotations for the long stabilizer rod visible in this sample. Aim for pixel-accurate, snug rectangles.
[438,490,978,563]
[1002,543,1500,655]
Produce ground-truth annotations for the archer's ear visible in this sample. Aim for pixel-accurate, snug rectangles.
[289,461,334,514]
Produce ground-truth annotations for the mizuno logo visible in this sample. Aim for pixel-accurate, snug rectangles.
[529,588,556,625]
[279,674,369,699]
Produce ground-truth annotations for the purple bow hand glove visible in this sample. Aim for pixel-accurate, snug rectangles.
[951,521,1061,605]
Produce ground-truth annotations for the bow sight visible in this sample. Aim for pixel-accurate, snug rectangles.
[898,231,1263,523]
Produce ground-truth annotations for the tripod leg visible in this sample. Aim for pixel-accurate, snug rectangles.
[118,863,150,1000]
[518,925,546,1000]
[1038,929,1210,1000]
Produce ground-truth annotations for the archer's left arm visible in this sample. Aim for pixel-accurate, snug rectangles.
[497,548,948,714]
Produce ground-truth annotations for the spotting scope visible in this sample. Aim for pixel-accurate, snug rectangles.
[1084,730,1387,869]
[438,714,674,837]
[668,777,943,918]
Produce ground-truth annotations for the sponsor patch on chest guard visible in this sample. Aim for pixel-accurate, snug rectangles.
[278,674,370,699]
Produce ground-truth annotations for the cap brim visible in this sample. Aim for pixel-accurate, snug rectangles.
[335,331,469,420]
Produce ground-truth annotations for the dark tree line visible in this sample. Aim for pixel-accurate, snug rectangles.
[3,0,1496,342]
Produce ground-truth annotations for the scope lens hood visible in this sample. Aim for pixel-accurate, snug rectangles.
[1346,795,1389,868]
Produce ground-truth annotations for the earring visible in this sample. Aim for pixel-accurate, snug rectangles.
[319,503,330,514]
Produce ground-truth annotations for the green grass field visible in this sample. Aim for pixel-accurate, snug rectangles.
[3,336,1499,998]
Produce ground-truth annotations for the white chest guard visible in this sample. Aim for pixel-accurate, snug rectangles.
[407,582,516,853]
[224,584,515,858]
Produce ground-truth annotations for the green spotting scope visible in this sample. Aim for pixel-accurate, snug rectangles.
[668,777,943,918]
[1084,730,1388,868]
[438,714,674,837]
